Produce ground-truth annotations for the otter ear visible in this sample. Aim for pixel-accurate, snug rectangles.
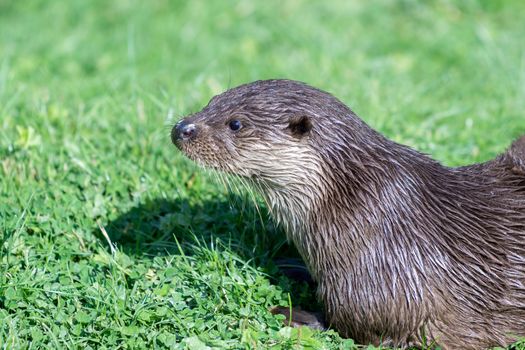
[287,115,312,138]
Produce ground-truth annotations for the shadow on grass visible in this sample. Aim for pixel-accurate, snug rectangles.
[96,195,320,309]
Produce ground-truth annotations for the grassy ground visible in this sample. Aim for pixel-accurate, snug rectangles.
[1,0,524,349]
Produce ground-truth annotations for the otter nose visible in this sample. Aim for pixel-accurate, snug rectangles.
[173,120,197,142]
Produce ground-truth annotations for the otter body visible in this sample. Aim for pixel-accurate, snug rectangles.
[172,79,525,349]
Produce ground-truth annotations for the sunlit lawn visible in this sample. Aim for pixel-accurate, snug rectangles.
[1,0,524,348]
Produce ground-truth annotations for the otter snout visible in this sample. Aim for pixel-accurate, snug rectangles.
[172,119,197,144]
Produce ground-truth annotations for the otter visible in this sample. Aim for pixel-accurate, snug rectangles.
[171,79,525,349]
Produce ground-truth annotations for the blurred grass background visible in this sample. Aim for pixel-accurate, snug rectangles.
[0,0,524,348]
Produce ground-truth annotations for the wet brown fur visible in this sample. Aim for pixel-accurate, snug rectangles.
[172,79,525,349]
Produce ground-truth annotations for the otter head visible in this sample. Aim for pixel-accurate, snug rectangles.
[171,79,354,190]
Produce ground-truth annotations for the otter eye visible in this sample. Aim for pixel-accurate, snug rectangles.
[229,120,242,131]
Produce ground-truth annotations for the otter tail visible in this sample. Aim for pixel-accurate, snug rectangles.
[456,135,525,178]
[504,135,525,175]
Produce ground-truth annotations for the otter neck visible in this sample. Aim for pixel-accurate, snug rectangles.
[259,138,447,284]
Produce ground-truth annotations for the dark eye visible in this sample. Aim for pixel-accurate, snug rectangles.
[229,120,242,131]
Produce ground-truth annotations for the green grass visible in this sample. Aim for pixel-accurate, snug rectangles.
[1,0,524,348]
